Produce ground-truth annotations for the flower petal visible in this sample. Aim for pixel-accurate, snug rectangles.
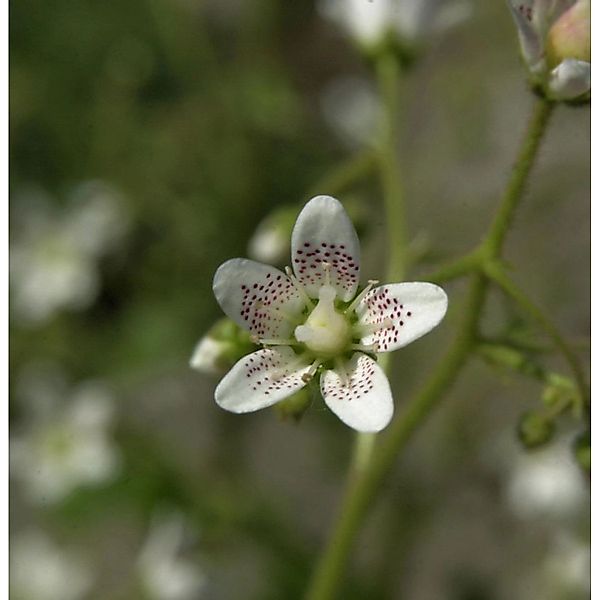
[357,282,447,352]
[215,347,311,413]
[320,353,393,432]
[507,0,545,71]
[213,259,305,339]
[291,195,360,302]
[548,58,590,100]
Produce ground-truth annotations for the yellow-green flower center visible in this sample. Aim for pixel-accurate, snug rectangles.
[294,285,351,358]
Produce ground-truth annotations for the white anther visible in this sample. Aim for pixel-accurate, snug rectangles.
[321,261,332,287]
[301,359,322,383]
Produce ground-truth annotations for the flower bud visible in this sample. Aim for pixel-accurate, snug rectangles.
[478,343,544,379]
[573,430,590,474]
[541,373,577,411]
[507,0,591,101]
[546,0,590,68]
[274,387,313,422]
[190,318,255,375]
[517,411,555,449]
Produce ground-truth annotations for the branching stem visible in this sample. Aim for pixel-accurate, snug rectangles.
[305,97,563,600]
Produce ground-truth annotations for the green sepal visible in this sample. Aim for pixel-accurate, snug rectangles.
[273,384,315,423]
[517,411,555,450]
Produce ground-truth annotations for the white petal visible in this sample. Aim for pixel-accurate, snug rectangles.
[291,195,360,302]
[541,0,576,26]
[548,59,591,100]
[357,282,448,352]
[507,0,545,70]
[215,347,311,413]
[320,353,393,432]
[213,259,305,339]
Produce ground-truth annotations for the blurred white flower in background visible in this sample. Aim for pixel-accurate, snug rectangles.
[541,530,590,597]
[505,437,587,520]
[11,366,121,504]
[318,0,471,50]
[10,180,129,326]
[248,218,290,266]
[137,512,207,600]
[320,77,380,148]
[10,529,93,600]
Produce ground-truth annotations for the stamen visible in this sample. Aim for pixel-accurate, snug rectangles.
[345,280,379,315]
[353,317,393,337]
[350,342,379,353]
[301,359,322,383]
[321,261,332,287]
[259,338,299,346]
[285,266,314,309]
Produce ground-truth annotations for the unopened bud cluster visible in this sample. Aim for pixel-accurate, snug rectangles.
[508,0,590,101]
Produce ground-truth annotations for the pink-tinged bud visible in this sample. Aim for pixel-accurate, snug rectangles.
[546,0,590,67]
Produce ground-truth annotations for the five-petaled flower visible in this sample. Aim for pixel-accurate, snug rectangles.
[208,195,447,432]
[508,0,590,101]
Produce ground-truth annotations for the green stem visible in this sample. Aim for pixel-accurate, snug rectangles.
[306,275,487,600]
[308,150,377,199]
[422,249,482,284]
[484,263,588,405]
[376,51,408,283]
[483,98,555,255]
[347,50,409,524]
[349,432,377,476]
[305,97,557,600]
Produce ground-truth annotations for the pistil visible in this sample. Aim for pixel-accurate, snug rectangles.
[294,285,352,357]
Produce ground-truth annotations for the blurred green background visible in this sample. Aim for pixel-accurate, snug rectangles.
[10,1,589,599]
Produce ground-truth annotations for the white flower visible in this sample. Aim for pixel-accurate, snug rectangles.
[137,512,207,600]
[10,181,129,325]
[319,0,471,49]
[10,530,93,600]
[205,195,447,432]
[507,0,590,100]
[11,374,121,504]
[506,437,587,520]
